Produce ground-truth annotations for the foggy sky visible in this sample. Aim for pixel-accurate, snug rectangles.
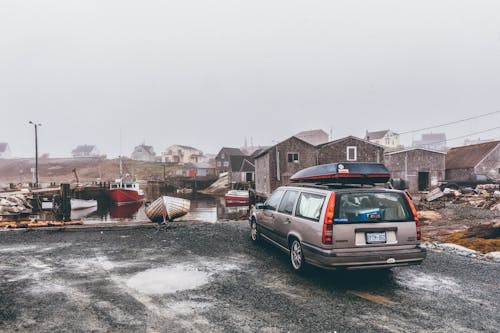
[1,0,500,158]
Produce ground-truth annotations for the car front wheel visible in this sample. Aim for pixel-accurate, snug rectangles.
[290,239,305,272]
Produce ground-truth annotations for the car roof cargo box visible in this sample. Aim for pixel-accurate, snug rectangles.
[290,163,391,185]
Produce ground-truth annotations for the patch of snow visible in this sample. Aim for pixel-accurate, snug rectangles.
[484,251,500,262]
[438,243,478,256]
[395,270,460,294]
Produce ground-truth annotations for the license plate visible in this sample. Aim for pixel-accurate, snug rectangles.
[366,232,386,244]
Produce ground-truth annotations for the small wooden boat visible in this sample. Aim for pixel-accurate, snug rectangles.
[71,199,98,210]
[145,196,191,222]
[224,190,249,204]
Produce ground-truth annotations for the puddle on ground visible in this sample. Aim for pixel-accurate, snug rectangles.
[126,261,240,295]
[126,264,210,295]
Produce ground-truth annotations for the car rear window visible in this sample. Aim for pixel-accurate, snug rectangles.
[295,192,325,222]
[335,192,412,223]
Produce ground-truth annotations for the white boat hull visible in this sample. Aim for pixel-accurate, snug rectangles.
[145,196,191,222]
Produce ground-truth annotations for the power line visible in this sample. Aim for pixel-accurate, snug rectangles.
[399,110,500,135]
[412,126,500,149]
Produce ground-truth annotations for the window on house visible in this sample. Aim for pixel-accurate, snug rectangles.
[347,146,357,161]
[217,161,221,167]
[223,161,229,167]
[287,153,299,163]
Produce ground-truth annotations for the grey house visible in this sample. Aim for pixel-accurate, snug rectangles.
[445,141,500,180]
[254,136,317,197]
[229,155,255,185]
[384,148,446,192]
[317,136,385,165]
[131,144,156,162]
[215,147,244,174]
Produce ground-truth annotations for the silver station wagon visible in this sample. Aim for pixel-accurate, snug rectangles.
[249,163,426,271]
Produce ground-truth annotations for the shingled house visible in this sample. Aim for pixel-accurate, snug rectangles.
[254,136,317,197]
[229,155,255,185]
[317,136,384,165]
[215,147,244,174]
[131,144,156,162]
[445,141,500,180]
[384,148,446,192]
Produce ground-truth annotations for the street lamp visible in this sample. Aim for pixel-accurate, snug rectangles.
[28,121,41,187]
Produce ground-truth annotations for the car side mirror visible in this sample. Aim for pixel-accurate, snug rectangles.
[256,203,265,210]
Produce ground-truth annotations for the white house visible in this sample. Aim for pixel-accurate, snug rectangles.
[365,129,400,149]
[163,145,203,164]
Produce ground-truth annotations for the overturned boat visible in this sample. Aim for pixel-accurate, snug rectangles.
[145,196,191,223]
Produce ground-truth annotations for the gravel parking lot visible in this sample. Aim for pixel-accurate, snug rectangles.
[1,221,499,333]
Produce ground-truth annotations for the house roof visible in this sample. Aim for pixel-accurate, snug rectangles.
[217,147,244,157]
[253,136,315,159]
[384,147,446,156]
[365,130,390,140]
[0,143,8,153]
[230,155,255,172]
[72,145,97,154]
[294,129,329,145]
[317,135,385,149]
[446,141,499,170]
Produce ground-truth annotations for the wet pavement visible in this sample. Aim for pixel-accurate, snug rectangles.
[0,221,499,332]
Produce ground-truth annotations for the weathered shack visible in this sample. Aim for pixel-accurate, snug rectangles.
[445,141,500,180]
[215,147,244,174]
[254,136,317,197]
[384,148,446,192]
[317,136,384,165]
[229,155,255,185]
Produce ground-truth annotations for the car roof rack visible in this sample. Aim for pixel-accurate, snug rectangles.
[290,162,391,185]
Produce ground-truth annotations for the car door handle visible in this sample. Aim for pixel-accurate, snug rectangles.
[284,218,291,224]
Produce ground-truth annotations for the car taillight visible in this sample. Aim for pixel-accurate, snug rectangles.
[404,192,421,241]
[322,193,335,244]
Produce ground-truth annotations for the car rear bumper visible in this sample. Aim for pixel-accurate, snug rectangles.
[302,243,427,270]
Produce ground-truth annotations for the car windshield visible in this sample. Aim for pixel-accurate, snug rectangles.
[335,192,412,223]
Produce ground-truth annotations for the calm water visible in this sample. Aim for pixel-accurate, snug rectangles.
[74,189,249,224]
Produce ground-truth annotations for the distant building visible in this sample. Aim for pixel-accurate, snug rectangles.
[445,141,500,181]
[412,133,447,151]
[385,148,446,192]
[131,144,156,162]
[163,145,203,164]
[229,155,255,185]
[294,129,329,146]
[365,130,400,149]
[463,138,494,146]
[72,145,100,158]
[0,143,12,158]
[215,147,245,174]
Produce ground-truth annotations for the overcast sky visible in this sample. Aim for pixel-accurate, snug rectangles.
[1,0,500,158]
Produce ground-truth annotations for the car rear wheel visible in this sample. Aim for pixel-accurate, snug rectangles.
[290,239,305,272]
[250,220,260,243]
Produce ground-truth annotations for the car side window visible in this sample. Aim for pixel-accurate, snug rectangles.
[295,192,325,222]
[264,189,284,211]
[278,190,299,215]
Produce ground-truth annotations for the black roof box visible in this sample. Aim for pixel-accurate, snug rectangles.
[290,163,391,185]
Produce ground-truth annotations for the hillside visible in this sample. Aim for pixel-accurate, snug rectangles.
[0,158,179,186]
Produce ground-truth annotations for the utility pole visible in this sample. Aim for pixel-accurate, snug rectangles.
[28,121,41,187]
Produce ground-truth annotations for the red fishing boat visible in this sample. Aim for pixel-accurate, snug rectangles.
[108,156,144,205]
[224,190,249,204]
